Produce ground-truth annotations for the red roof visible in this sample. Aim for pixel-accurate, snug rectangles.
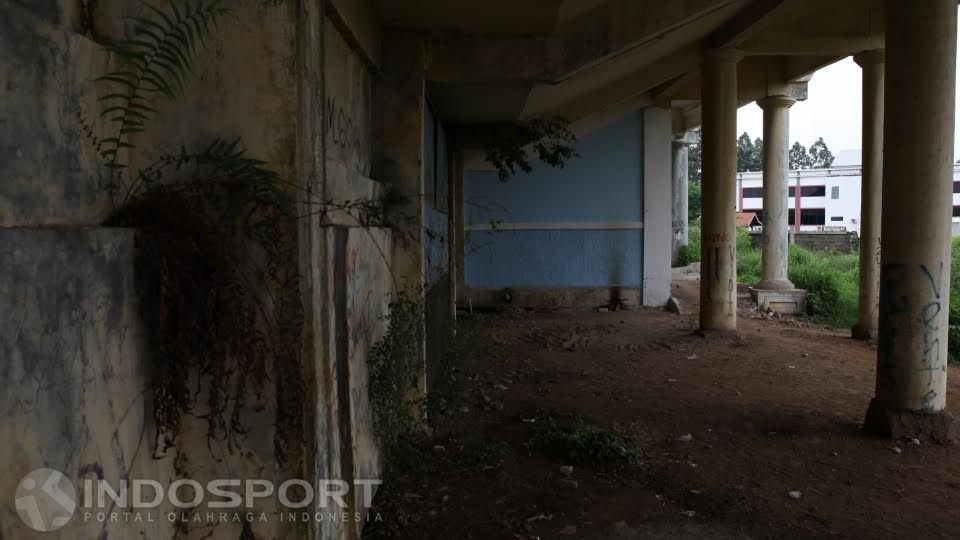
[736,212,762,227]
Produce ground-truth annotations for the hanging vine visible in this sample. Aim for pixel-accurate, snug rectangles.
[83,0,311,463]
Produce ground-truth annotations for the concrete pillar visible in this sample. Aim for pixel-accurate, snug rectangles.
[699,49,742,331]
[643,108,674,306]
[671,135,690,266]
[375,29,428,404]
[852,50,885,340]
[864,0,957,440]
[756,96,796,291]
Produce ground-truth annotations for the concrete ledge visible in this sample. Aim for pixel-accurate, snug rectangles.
[464,287,641,309]
[863,398,956,443]
[749,287,807,315]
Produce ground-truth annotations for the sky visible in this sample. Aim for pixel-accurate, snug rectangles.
[736,30,960,165]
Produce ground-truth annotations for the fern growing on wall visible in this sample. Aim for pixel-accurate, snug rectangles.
[93,0,231,205]
[84,1,308,463]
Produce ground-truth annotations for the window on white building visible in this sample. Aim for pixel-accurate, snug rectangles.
[830,216,843,222]
[831,186,840,199]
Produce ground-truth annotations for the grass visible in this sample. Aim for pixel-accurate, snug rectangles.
[675,223,701,267]
[949,237,960,364]
[685,224,860,328]
[683,226,960,363]
[532,413,641,467]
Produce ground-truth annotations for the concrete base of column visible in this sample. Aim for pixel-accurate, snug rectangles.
[749,287,807,315]
[863,398,956,442]
[850,323,878,341]
[754,278,796,291]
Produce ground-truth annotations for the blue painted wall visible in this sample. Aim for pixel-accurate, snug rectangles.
[464,112,644,288]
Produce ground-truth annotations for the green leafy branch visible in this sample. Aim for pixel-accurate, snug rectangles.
[484,117,579,182]
[96,0,231,203]
[119,138,286,210]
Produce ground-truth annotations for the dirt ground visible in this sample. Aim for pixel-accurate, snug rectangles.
[364,280,960,539]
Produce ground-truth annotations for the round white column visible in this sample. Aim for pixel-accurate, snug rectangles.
[756,96,796,291]
[852,50,885,340]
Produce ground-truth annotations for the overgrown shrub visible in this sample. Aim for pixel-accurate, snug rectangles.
[533,414,641,467]
[787,245,859,328]
[949,237,960,364]
[736,236,762,285]
[675,223,701,266]
[368,295,425,464]
[735,237,859,328]
[425,315,480,421]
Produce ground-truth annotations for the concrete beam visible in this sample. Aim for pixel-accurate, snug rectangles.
[739,31,884,56]
[784,55,843,82]
[708,0,799,49]
[328,0,381,68]
[654,57,809,109]
[536,45,703,123]
[428,34,561,83]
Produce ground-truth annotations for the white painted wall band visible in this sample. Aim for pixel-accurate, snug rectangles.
[464,221,645,231]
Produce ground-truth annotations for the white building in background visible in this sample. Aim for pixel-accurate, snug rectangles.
[735,164,960,234]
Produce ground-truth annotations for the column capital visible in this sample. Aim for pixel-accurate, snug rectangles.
[854,49,885,67]
[703,48,744,64]
[757,95,796,110]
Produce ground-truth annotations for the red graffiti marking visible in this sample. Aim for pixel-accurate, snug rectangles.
[704,232,729,244]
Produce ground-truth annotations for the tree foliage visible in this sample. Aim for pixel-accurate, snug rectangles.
[737,132,762,172]
[807,137,835,169]
[788,138,835,170]
[789,142,811,170]
[688,181,701,223]
[484,117,579,181]
[687,129,702,183]
[691,130,836,174]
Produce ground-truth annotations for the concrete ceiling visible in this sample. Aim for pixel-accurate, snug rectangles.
[374,0,564,35]
[376,0,886,136]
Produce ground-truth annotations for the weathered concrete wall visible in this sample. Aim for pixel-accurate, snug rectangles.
[749,230,859,252]
[0,1,109,226]
[116,0,301,187]
[0,228,177,539]
[1,1,396,538]
[1,0,307,227]
[334,227,391,537]
[325,15,384,226]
